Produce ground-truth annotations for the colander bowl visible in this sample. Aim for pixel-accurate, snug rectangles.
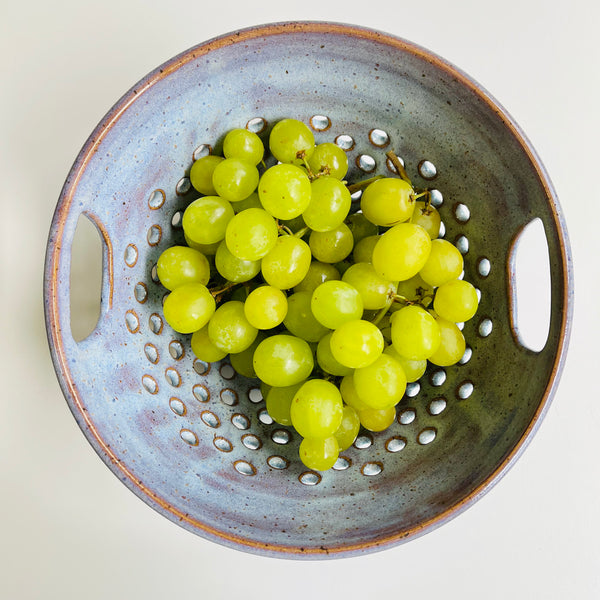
[44,21,572,558]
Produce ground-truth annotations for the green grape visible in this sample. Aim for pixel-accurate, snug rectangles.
[353,353,407,409]
[372,223,431,281]
[299,436,339,471]
[190,324,228,362]
[433,279,479,323]
[269,118,315,164]
[260,381,272,401]
[212,157,259,202]
[334,260,353,276]
[307,142,348,179]
[391,304,441,360]
[334,405,360,450]
[428,315,466,367]
[163,283,215,334]
[357,406,397,432]
[342,262,397,310]
[340,374,370,411]
[283,291,330,342]
[352,234,380,264]
[316,332,353,376]
[223,128,264,165]
[244,285,288,329]
[419,239,464,287]
[253,334,314,386]
[225,207,278,261]
[309,222,354,263]
[182,196,235,245]
[232,191,262,213]
[329,319,384,369]
[157,245,210,291]
[360,178,416,226]
[346,212,379,244]
[279,213,307,237]
[189,155,224,195]
[261,235,312,289]
[294,261,340,294]
[290,379,343,438]
[215,240,261,283]
[185,234,220,255]
[410,200,441,239]
[311,280,363,329]
[258,164,311,220]
[229,332,266,378]
[266,382,305,425]
[208,300,258,354]
[302,177,351,232]
[394,273,434,308]
[384,345,427,383]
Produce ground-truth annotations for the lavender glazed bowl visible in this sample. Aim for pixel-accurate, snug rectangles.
[45,22,572,558]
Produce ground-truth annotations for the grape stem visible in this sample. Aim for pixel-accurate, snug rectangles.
[209,282,241,301]
[346,175,384,194]
[371,296,394,326]
[385,150,412,186]
[412,190,432,209]
[277,223,295,236]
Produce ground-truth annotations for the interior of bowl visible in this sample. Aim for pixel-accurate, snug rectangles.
[45,22,571,558]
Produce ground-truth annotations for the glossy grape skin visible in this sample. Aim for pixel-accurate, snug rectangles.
[283,291,330,342]
[352,234,380,264]
[310,280,363,329]
[163,283,215,334]
[258,163,311,220]
[253,334,314,387]
[208,301,258,354]
[266,382,305,425]
[225,207,278,261]
[410,200,441,239]
[302,177,352,232]
[212,158,259,202]
[340,374,370,411]
[346,212,379,244]
[360,178,416,226]
[244,285,288,329]
[419,239,464,287]
[329,319,384,369]
[269,118,315,164]
[290,379,343,438]
[190,324,227,362]
[156,246,210,291]
[334,405,361,450]
[353,353,407,409]
[428,315,466,367]
[342,262,398,310]
[309,222,354,263]
[215,240,261,283]
[184,234,220,256]
[223,128,264,165]
[433,279,479,323]
[189,155,223,195]
[261,235,312,289]
[229,332,266,378]
[358,406,397,432]
[307,142,349,179]
[299,436,339,471]
[294,261,340,294]
[384,345,427,383]
[316,332,353,376]
[372,223,432,282]
[182,196,235,245]
[391,305,441,360]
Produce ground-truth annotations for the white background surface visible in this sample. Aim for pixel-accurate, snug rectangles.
[2,1,598,598]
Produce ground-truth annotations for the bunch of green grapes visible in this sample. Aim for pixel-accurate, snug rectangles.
[156,118,479,472]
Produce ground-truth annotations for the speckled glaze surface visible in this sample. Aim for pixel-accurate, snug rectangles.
[45,22,572,558]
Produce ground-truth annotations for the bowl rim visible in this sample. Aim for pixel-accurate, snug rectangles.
[45,20,574,558]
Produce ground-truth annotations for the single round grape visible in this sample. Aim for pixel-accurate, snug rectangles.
[163,283,215,334]
[410,200,441,238]
[433,279,479,323]
[372,223,431,281]
[215,240,261,283]
[266,382,305,426]
[307,142,348,179]
[157,245,210,291]
[283,291,330,342]
[419,239,464,287]
[316,332,353,376]
[182,196,234,245]
[358,406,397,432]
[354,353,407,409]
[223,128,264,165]
[258,163,311,220]
[290,379,343,438]
[334,405,360,451]
[269,118,315,164]
[253,334,314,387]
[340,374,370,411]
[394,273,434,308]
[299,436,339,471]
[261,235,312,289]
[309,222,354,263]
[384,345,427,383]
[225,207,278,261]
[208,300,258,354]
[294,261,340,294]
[302,177,351,232]
[428,315,466,366]
[330,319,384,369]
[244,286,288,329]
[232,191,263,213]
[190,324,228,362]
[346,212,379,244]
[352,234,380,264]
[361,178,416,226]
[185,234,220,255]
[391,304,441,360]
[311,280,363,329]
[229,332,266,378]
[342,262,397,310]
[189,155,223,195]
[212,157,259,202]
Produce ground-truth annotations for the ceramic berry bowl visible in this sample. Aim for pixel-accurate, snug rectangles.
[45,22,572,558]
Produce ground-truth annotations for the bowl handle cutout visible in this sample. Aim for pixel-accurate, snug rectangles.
[507,217,551,352]
[69,212,113,342]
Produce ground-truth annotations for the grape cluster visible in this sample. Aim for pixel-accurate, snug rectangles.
[156,118,479,471]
